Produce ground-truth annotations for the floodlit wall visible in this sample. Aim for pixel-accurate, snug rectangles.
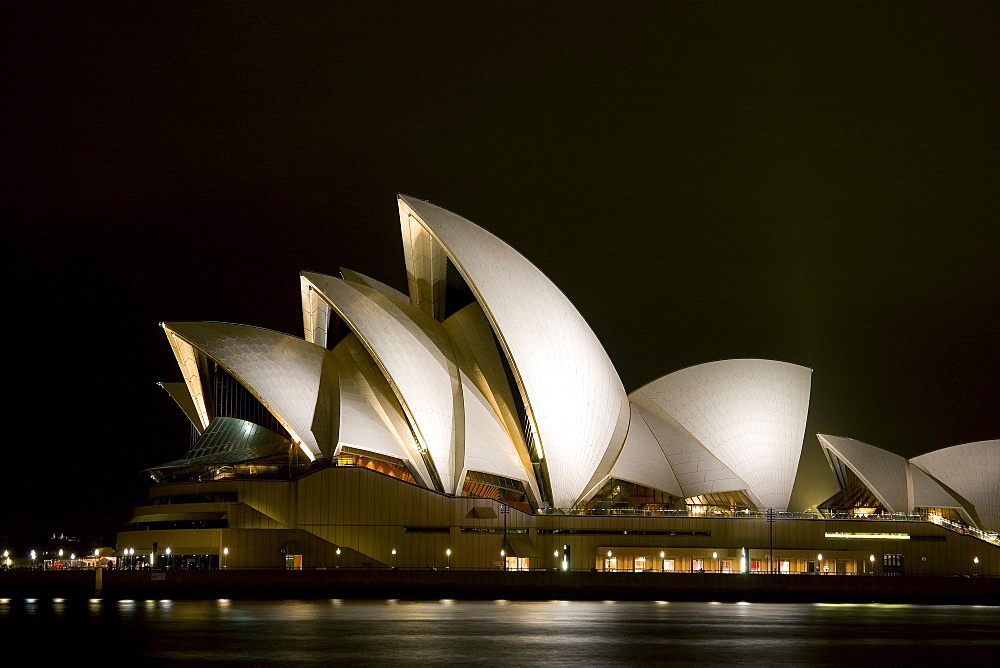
[119,466,1000,575]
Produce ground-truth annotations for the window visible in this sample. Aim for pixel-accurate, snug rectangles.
[883,554,904,575]
[604,557,618,571]
[634,557,647,572]
[505,556,529,571]
[662,558,675,572]
[779,560,790,573]
[285,554,302,570]
[721,559,733,573]
[692,559,705,572]
[750,560,762,572]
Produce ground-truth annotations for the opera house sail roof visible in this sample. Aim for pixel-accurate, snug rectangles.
[145,195,995,526]
[818,434,1000,535]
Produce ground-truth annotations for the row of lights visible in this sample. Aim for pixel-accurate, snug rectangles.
[6,546,979,570]
[599,551,983,573]
[2,548,97,562]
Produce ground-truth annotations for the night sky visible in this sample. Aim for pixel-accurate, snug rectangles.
[3,2,997,539]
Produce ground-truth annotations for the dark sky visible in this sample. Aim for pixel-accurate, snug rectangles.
[2,2,997,538]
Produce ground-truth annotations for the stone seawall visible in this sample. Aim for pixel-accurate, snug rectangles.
[2,570,998,604]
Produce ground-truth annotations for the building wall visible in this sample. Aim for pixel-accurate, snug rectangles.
[118,466,999,576]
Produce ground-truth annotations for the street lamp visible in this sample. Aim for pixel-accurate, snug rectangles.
[446,548,452,569]
[391,548,397,569]
[500,549,506,571]
[712,552,718,573]
[223,547,228,569]
[336,547,341,569]
[817,554,823,574]
[974,556,979,576]
[165,547,171,569]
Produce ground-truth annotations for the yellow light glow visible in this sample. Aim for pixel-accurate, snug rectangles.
[164,329,211,430]
[297,441,316,462]
[824,532,910,540]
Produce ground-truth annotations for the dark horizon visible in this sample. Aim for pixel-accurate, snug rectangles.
[2,2,996,539]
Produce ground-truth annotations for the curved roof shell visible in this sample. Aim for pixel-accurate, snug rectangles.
[817,434,910,512]
[629,402,748,499]
[302,272,460,492]
[398,195,630,508]
[157,381,204,434]
[304,271,534,496]
[911,440,1000,534]
[162,322,337,461]
[607,404,683,497]
[332,338,417,466]
[632,359,812,510]
[331,333,435,487]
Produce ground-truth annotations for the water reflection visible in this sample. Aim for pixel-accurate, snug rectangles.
[2,598,998,663]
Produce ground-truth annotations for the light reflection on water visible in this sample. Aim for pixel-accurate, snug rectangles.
[1,598,998,663]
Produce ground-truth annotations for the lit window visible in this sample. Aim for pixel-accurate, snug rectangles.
[634,557,647,572]
[505,556,528,571]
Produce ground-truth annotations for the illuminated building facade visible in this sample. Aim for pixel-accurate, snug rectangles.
[117,196,998,576]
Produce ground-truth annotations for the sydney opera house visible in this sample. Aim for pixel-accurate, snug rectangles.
[117,196,998,576]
